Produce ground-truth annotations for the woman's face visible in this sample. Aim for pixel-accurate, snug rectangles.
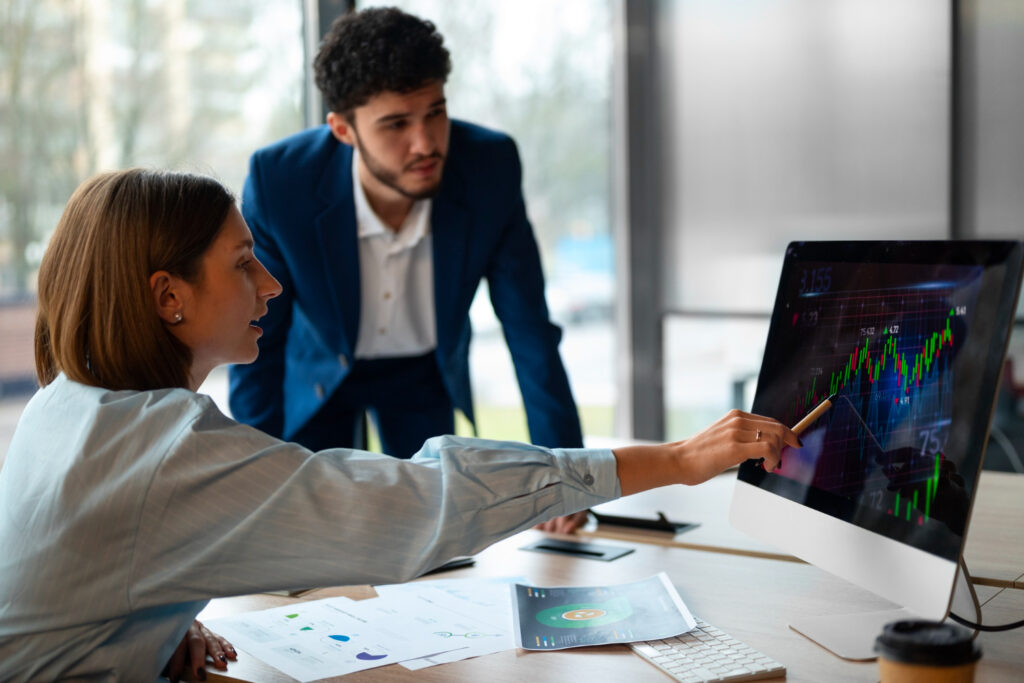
[171,207,282,385]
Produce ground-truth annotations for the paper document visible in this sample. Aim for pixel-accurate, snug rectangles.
[208,577,528,679]
[207,596,452,681]
[374,576,525,669]
[511,572,696,650]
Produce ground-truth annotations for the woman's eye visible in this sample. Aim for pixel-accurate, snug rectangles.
[239,260,252,270]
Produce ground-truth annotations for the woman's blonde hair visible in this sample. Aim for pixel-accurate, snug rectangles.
[35,169,234,390]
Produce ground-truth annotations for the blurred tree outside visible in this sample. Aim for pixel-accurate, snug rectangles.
[0,0,303,300]
[0,0,304,398]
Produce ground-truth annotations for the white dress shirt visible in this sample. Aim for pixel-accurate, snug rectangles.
[352,150,437,359]
[0,374,618,681]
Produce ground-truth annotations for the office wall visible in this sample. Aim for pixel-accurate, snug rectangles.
[660,0,949,314]
[961,0,1024,471]
[652,0,951,437]
[962,0,1024,241]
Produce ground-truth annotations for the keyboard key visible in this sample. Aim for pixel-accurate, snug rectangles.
[629,618,785,682]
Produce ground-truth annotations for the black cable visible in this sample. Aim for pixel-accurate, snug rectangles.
[949,611,1024,632]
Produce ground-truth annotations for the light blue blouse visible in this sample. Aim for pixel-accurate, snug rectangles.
[0,375,618,681]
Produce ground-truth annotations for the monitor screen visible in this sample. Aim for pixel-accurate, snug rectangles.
[738,242,1022,564]
[741,242,1019,565]
[729,241,1023,656]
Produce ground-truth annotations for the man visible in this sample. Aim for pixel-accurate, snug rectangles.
[229,8,586,531]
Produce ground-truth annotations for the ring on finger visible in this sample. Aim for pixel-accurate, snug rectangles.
[755,429,762,442]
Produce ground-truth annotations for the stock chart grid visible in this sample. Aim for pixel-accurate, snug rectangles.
[768,264,982,530]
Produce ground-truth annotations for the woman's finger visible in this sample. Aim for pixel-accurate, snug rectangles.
[218,634,238,661]
[187,622,207,680]
[202,625,228,669]
[752,437,787,470]
[728,413,801,450]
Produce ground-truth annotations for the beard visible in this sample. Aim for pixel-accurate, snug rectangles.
[353,135,445,200]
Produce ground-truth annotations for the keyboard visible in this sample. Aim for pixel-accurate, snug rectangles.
[630,618,786,682]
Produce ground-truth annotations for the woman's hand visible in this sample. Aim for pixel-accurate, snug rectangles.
[613,410,800,496]
[164,619,237,682]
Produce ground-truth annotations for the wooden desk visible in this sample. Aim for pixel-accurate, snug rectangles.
[196,530,1024,682]
[581,469,1024,588]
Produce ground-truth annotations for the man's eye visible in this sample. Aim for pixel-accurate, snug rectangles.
[388,120,408,130]
[239,260,252,270]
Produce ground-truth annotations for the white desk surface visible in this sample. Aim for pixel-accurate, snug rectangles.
[198,529,1024,683]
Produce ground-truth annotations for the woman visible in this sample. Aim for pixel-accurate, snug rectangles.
[0,170,796,681]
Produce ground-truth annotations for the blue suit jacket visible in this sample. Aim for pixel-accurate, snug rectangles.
[228,121,583,448]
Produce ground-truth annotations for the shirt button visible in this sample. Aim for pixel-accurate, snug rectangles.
[383,292,391,300]
[338,355,348,370]
[314,383,325,399]
[583,473,595,486]
[378,327,387,335]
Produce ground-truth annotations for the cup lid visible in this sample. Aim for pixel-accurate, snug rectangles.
[874,620,981,666]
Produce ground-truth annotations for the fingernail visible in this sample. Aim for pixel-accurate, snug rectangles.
[197,668,207,681]
[219,655,227,663]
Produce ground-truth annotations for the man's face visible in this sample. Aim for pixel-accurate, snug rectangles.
[332,81,450,201]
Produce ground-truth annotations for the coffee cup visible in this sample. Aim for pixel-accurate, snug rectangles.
[874,619,981,683]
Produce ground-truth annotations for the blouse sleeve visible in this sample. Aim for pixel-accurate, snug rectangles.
[127,401,618,610]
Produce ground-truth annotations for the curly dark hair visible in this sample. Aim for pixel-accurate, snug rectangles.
[314,7,451,119]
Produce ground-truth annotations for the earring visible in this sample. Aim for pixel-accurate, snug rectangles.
[173,312,183,323]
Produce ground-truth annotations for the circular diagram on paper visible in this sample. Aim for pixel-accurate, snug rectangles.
[535,598,632,629]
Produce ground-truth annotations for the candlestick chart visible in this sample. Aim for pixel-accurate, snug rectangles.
[743,243,1024,562]
[767,266,982,531]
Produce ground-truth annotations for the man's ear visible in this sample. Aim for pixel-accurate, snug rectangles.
[149,271,186,325]
[327,111,356,146]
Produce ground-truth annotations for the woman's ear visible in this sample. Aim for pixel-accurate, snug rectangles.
[149,270,186,325]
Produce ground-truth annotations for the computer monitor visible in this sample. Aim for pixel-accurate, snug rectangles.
[730,241,1024,660]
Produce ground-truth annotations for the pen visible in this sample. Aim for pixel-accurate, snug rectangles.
[791,393,837,435]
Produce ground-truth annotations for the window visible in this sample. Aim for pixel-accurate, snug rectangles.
[360,0,616,441]
[0,0,305,459]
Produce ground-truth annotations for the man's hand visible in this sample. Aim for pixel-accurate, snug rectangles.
[163,619,237,682]
[534,510,590,535]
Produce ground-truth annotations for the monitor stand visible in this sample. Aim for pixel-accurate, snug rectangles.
[788,558,981,661]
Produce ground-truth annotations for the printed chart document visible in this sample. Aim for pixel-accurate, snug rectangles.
[511,572,696,650]
[207,596,451,682]
[208,577,526,680]
[374,576,523,669]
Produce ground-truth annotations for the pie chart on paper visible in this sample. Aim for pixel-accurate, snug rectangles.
[356,651,388,661]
